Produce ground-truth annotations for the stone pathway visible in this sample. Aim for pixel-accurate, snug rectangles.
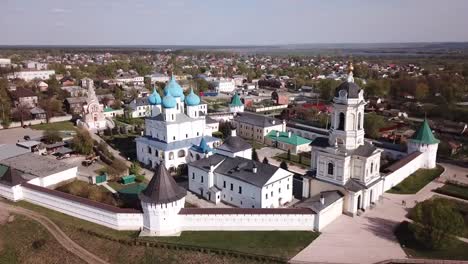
[291,163,468,264]
[101,183,117,194]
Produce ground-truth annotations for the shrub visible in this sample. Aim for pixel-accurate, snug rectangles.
[409,198,465,249]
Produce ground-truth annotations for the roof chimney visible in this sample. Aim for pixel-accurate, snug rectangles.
[288,131,292,138]
[320,194,325,205]
[252,164,258,174]
[276,131,280,138]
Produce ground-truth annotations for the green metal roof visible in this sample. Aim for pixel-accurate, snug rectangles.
[410,119,440,145]
[266,130,312,146]
[104,107,115,112]
[230,93,243,107]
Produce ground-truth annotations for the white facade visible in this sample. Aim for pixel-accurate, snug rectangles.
[136,77,221,170]
[213,80,236,93]
[0,58,11,67]
[8,70,56,81]
[188,156,294,208]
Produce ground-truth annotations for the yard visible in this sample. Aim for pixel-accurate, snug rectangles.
[55,180,121,207]
[387,165,444,194]
[102,134,138,160]
[0,215,83,264]
[274,152,311,168]
[434,181,468,200]
[31,121,76,131]
[13,201,317,261]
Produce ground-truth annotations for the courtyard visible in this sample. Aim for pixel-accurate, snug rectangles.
[291,162,468,264]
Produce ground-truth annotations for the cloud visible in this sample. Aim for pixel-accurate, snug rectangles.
[51,8,69,13]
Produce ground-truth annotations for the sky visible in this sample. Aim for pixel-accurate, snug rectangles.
[1,0,468,45]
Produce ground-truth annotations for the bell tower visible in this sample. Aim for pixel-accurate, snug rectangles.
[328,63,366,150]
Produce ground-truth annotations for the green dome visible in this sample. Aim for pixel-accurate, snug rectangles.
[164,76,185,100]
[185,88,200,106]
[162,90,177,108]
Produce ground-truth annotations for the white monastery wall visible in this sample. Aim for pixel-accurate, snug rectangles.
[180,213,315,231]
[315,197,343,231]
[383,154,424,192]
[0,115,73,130]
[40,167,78,187]
[22,184,143,230]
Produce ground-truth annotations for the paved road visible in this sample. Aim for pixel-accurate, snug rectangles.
[0,200,108,264]
[291,163,468,264]
[0,127,43,144]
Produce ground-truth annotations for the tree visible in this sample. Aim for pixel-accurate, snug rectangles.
[280,161,288,170]
[43,130,62,144]
[71,129,94,155]
[415,83,429,101]
[39,98,62,122]
[13,103,31,127]
[219,121,232,139]
[364,113,386,139]
[409,198,465,249]
[252,148,259,162]
[316,79,340,101]
[129,161,142,176]
[262,157,269,164]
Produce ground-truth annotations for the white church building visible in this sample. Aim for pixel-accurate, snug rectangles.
[302,64,440,216]
[136,77,222,171]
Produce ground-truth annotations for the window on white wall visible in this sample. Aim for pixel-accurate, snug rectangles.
[328,162,334,175]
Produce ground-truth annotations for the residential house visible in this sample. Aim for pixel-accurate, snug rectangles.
[12,88,38,108]
[265,130,312,154]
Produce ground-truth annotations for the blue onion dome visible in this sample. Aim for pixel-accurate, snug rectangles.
[164,75,185,100]
[162,90,177,108]
[148,88,162,105]
[185,88,200,106]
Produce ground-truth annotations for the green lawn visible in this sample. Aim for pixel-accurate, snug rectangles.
[0,215,83,264]
[6,204,259,264]
[274,152,311,168]
[434,182,468,201]
[143,231,318,259]
[387,165,444,194]
[12,201,317,259]
[395,221,468,260]
[31,121,76,131]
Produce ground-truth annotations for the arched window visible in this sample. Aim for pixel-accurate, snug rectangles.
[178,149,185,158]
[196,154,201,160]
[358,112,362,130]
[338,113,345,130]
[327,162,334,175]
[370,162,374,174]
[155,149,158,157]
[169,152,174,160]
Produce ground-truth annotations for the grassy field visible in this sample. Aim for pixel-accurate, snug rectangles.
[434,182,468,200]
[387,165,444,194]
[145,231,318,259]
[0,215,83,264]
[13,201,317,261]
[31,121,76,131]
[395,221,468,260]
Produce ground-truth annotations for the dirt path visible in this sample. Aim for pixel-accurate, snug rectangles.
[0,201,108,264]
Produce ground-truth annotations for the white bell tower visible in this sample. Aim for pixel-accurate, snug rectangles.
[328,63,366,150]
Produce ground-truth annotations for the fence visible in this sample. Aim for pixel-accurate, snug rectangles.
[1,115,73,130]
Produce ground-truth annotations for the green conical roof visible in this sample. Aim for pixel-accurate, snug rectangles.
[230,93,243,107]
[411,119,440,145]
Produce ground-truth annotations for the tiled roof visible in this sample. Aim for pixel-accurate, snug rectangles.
[410,119,440,145]
[234,112,282,128]
[140,163,187,204]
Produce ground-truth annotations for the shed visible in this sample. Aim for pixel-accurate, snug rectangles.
[121,174,136,185]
